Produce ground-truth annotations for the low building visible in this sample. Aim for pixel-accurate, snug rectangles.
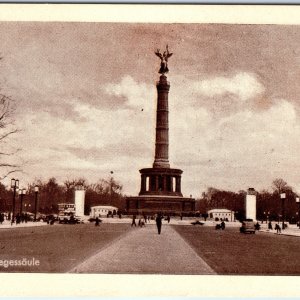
[208,209,235,221]
[90,205,118,218]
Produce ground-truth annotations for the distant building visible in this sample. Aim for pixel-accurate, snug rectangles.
[90,205,118,218]
[208,209,234,221]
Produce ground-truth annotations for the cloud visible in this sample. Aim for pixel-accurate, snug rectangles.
[193,72,265,101]
[172,98,300,194]
[103,75,154,111]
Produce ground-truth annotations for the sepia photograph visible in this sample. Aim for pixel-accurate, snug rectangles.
[0,3,300,296]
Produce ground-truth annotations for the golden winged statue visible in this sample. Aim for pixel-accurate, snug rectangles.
[155,45,173,74]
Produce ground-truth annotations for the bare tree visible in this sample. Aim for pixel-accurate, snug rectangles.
[272,178,291,194]
[0,94,21,179]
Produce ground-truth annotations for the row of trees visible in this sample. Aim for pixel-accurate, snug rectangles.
[197,178,300,222]
[0,177,126,215]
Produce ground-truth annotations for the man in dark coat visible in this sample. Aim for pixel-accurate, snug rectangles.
[156,214,162,234]
[131,215,137,227]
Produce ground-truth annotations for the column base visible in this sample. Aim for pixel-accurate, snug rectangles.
[153,159,170,168]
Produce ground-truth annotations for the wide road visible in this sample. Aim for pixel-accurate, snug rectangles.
[174,225,300,275]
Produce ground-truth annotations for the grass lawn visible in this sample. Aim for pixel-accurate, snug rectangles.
[173,225,300,275]
[0,223,129,273]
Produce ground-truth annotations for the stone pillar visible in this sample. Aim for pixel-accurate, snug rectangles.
[74,185,85,217]
[140,175,146,193]
[163,176,167,192]
[153,75,170,168]
[169,176,173,192]
[246,188,257,221]
[155,176,159,191]
[175,176,181,193]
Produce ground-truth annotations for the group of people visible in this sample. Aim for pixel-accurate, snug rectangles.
[215,221,226,230]
[131,215,149,227]
[267,221,283,233]
[131,214,168,234]
[0,212,33,225]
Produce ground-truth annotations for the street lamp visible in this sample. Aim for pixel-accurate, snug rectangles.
[267,211,270,224]
[234,211,238,222]
[296,197,300,228]
[280,193,286,230]
[11,178,19,224]
[34,185,39,221]
[19,188,26,215]
[110,171,114,205]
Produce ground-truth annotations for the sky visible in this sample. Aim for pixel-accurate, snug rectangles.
[1,22,300,197]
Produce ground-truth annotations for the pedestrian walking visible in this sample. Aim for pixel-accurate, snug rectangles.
[156,214,162,234]
[268,221,273,230]
[275,223,281,234]
[95,217,100,226]
[138,217,145,227]
[16,214,21,224]
[131,215,137,227]
[255,222,260,231]
[221,221,225,230]
[167,215,170,223]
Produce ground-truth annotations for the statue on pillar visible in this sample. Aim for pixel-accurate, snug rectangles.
[155,45,173,74]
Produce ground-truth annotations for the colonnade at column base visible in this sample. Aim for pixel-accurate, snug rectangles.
[139,167,183,197]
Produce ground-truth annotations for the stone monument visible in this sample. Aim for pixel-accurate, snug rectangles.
[74,185,85,217]
[245,187,257,220]
[126,46,195,215]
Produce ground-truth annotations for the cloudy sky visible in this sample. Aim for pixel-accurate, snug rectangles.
[1,22,300,196]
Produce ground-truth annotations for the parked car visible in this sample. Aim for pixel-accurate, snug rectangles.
[240,219,255,234]
[191,220,204,226]
[58,212,80,224]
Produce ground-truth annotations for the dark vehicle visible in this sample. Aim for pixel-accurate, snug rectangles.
[191,220,204,226]
[58,212,80,224]
[240,219,255,234]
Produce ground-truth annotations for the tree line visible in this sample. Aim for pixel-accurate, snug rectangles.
[0,177,126,215]
[197,178,300,222]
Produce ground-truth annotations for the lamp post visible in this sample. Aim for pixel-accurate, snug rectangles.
[19,188,26,215]
[280,193,286,230]
[296,197,300,228]
[34,185,39,221]
[11,178,19,224]
[234,211,238,222]
[110,171,114,205]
